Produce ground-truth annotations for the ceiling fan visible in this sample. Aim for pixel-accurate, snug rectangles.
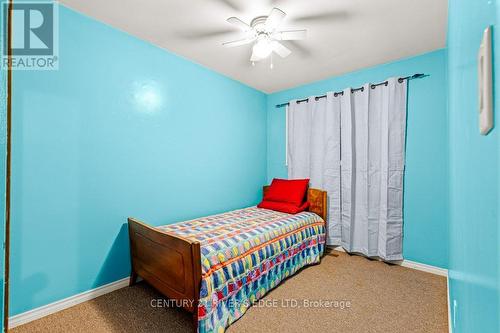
[222,8,307,66]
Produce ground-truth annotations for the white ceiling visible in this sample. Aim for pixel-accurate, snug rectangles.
[60,0,448,93]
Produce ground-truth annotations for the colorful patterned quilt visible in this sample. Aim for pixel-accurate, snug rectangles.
[158,206,326,333]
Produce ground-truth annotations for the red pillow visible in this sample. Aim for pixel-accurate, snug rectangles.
[257,200,310,214]
[264,178,309,206]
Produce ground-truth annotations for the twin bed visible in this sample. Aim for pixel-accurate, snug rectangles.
[128,186,327,332]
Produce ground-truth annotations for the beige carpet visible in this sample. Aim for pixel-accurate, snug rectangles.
[12,251,448,333]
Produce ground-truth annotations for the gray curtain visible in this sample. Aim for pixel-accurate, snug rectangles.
[287,78,407,261]
[287,93,342,246]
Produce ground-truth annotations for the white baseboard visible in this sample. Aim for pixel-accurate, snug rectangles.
[9,277,130,328]
[332,247,448,277]
[400,259,448,277]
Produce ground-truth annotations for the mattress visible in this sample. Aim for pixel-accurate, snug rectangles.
[158,206,326,333]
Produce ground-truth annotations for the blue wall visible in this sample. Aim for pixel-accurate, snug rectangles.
[10,5,267,316]
[267,50,449,269]
[447,0,500,332]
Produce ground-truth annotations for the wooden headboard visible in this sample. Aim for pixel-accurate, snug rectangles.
[262,186,328,222]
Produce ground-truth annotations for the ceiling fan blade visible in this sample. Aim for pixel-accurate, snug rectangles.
[227,17,251,31]
[214,0,242,11]
[271,41,291,58]
[179,28,236,40]
[286,40,312,57]
[293,11,350,23]
[265,8,286,31]
[222,37,256,48]
[273,29,307,41]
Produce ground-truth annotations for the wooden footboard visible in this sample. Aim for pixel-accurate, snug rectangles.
[128,217,201,325]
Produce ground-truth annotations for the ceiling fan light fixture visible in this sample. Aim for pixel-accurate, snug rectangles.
[253,36,273,59]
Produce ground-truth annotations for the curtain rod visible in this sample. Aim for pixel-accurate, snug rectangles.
[275,73,427,108]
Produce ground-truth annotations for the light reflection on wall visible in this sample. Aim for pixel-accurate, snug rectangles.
[132,80,164,113]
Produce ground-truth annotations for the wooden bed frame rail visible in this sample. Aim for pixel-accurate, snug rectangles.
[128,186,327,331]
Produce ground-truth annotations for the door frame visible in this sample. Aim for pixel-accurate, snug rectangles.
[3,0,13,331]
